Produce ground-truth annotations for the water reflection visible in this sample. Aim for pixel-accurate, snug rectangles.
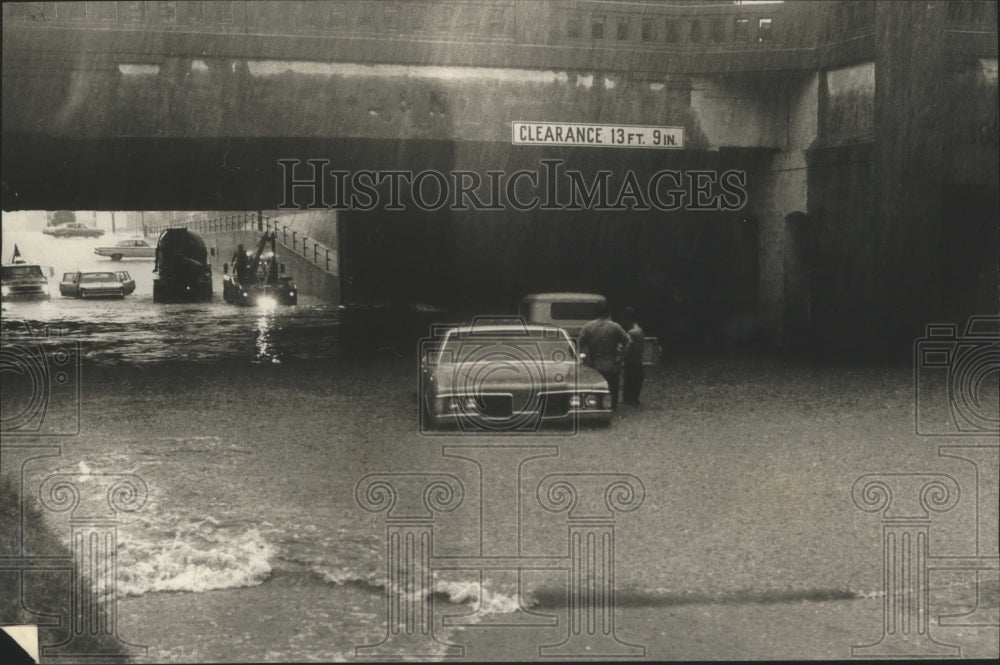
[254,309,280,364]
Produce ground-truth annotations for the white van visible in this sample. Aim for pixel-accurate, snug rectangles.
[519,292,662,365]
[518,292,607,339]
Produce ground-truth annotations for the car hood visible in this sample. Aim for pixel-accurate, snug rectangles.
[430,361,607,394]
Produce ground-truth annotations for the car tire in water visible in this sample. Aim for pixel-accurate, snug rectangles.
[111,254,123,261]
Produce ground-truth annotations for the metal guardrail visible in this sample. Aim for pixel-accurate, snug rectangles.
[144,214,336,275]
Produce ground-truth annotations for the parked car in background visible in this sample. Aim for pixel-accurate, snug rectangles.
[419,319,612,432]
[43,223,104,238]
[59,271,134,298]
[94,238,155,260]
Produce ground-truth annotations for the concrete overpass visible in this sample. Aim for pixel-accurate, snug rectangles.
[3,1,997,353]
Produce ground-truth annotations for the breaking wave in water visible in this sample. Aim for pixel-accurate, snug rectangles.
[117,523,275,597]
[113,514,529,623]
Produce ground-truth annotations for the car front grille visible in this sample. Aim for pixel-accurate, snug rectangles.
[477,394,513,418]
[541,393,570,418]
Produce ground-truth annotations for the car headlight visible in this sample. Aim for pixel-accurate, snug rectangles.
[569,395,581,408]
[464,397,478,411]
[602,395,612,409]
[584,394,599,408]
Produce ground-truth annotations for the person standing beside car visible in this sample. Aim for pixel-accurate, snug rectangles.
[579,303,631,409]
[620,306,646,405]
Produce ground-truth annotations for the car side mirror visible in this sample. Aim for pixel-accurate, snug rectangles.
[223,263,229,274]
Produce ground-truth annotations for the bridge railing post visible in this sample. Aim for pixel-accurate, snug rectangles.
[313,243,318,264]
[282,226,288,245]
[292,231,297,252]
[325,249,330,272]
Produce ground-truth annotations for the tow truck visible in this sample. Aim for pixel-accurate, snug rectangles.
[222,231,298,307]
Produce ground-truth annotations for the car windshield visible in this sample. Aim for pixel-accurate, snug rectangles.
[3,265,44,279]
[438,334,577,364]
[80,272,117,283]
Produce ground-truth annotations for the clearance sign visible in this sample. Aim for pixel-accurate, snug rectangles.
[512,121,684,149]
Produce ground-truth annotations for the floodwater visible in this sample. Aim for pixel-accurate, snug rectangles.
[2,229,997,661]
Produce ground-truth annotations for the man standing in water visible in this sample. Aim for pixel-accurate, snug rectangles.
[579,302,631,409]
[620,306,646,405]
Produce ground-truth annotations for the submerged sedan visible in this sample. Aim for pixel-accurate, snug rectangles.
[59,271,135,298]
[419,320,613,432]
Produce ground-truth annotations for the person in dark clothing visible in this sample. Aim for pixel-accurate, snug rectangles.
[620,306,646,405]
[233,244,248,282]
[579,302,631,409]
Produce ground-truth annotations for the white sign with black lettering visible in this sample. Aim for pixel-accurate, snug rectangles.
[512,121,684,149]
